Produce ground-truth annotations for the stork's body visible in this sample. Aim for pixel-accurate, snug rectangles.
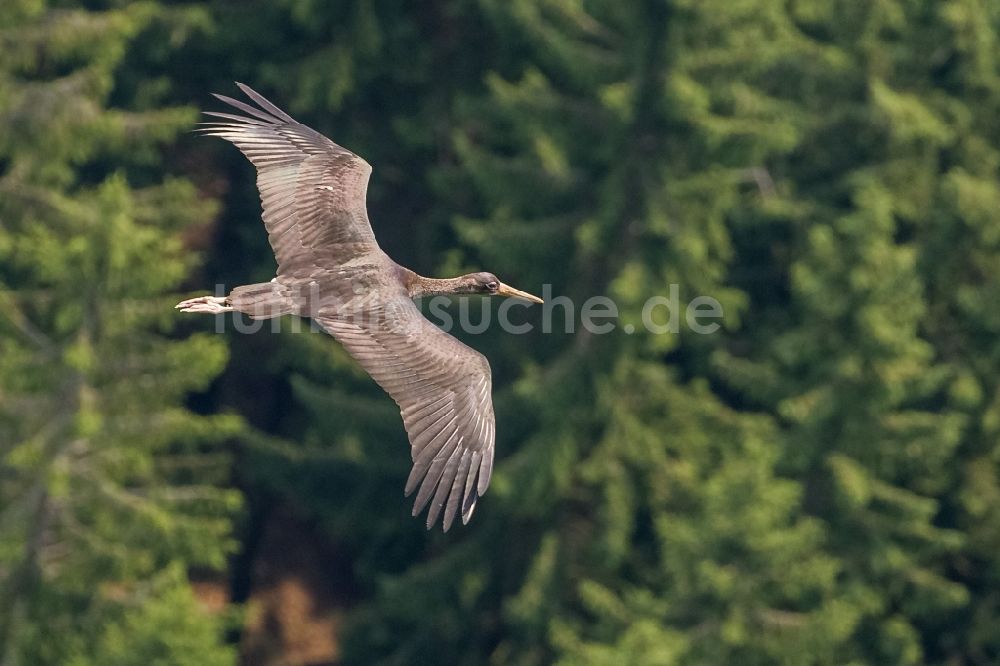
[177,84,541,531]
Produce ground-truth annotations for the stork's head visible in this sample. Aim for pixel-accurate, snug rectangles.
[464,272,543,303]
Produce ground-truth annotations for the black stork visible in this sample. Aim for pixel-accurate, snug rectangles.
[177,84,542,531]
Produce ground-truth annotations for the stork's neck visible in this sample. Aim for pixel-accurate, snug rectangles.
[408,274,473,298]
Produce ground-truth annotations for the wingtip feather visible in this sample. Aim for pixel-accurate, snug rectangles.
[236,82,297,123]
[476,448,494,495]
[461,495,478,525]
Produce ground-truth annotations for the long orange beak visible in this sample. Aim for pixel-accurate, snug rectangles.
[497,282,544,304]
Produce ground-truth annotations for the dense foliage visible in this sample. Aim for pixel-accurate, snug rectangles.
[0,1,240,663]
[3,0,1000,664]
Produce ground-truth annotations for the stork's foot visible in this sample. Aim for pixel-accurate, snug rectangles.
[175,295,232,314]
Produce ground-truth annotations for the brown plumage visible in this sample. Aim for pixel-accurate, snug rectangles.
[176,83,542,531]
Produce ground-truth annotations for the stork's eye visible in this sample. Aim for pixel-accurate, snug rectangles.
[486,281,499,292]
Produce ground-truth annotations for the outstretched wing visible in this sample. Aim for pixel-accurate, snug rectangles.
[315,298,496,532]
[200,83,379,280]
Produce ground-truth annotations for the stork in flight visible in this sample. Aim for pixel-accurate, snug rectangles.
[177,84,542,531]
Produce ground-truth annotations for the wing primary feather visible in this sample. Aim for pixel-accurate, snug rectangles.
[477,446,494,495]
[401,390,449,416]
[462,491,479,525]
[211,94,278,123]
[405,416,458,495]
[427,449,463,529]
[410,410,457,453]
[200,111,266,125]
[411,460,444,512]
[236,82,297,123]
[408,401,454,438]
[443,451,473,532]
[411,433,462,517]
[463,451,482,512]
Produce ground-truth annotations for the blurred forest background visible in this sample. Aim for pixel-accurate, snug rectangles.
[4,0,1000,664]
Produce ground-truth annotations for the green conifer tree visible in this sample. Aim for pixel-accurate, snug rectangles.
[706,0,1000,662]
[336,1,857,663]
[146,0,1000,663]
[0,2,241,662]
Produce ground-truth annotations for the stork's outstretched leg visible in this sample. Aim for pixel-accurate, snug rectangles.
[176,282,296,319]
[175,295,233,314]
